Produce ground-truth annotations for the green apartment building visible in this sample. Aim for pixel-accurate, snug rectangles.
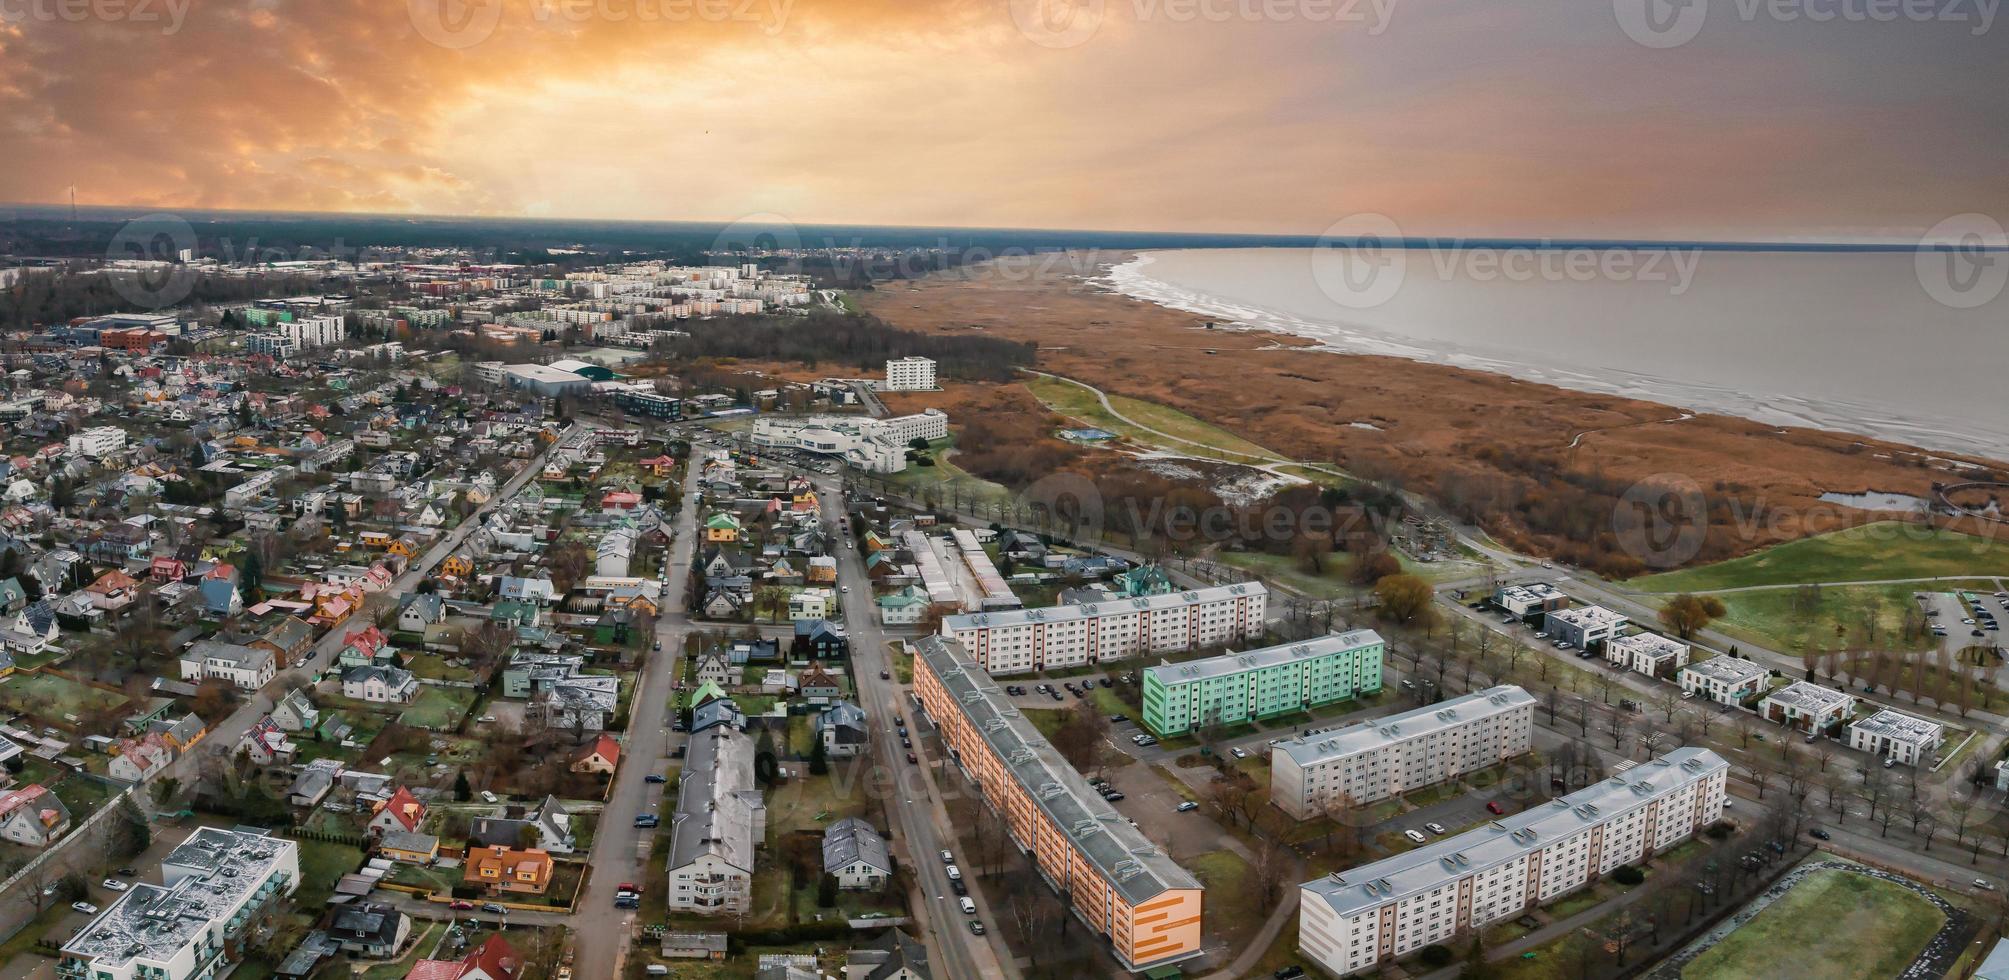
[1141,630,1385,737]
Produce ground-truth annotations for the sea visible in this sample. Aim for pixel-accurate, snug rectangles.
[1106,246,2009,464]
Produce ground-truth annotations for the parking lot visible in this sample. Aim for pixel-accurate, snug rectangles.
[1920,588,2008,658]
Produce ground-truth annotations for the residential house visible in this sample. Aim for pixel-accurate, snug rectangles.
[704,513,742,543]
[398,593,447,632]
[462,846,554,896]
[0,785,70,847]
[1677,658,1771,706]
[84,570,140,612]
[572,733,621,775]
[109,735,174,782]
[821,817,891,890]
[1759,682,1856,735]
[328,903,410,960]
[844,930,931,980]
[407,935,523,980]
[343,665,419,704]
[470,796,574,854]
[271,688,320,732]
[693,651,735,688]
[787,589,833,622]
[690,697,747,735]
[377,830,440,865]
[814,702,868,759]
[241,717,297,766]
[368,786,427,837]
[252,616,316,668]
[792,620,849,660]
[180,640,276,690]
[798,665,842,704]
[199,564,244,617]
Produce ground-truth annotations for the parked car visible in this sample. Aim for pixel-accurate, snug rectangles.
[1275,968,1307,980]
[1230,747,1248,759]
[1100,678,1113,688]
[941,850,955,863]
[481,903,507,914]
[960,897,977,914]
[1176,801,1199,812]
[1404,829,1428,844]
[880,670,891,680]
[645,773,667,784]
[1809,828,1832,840]
[907,752,918,764]
[71,902,97,915]
[450,901,474,910]
[1425,822,1448,835]
[968,920,986,936]
[946,864,962,881]
[951,878,967,896]
[101,879,128,893]
[1487,801,1505,815]
[1976,878,1997,891]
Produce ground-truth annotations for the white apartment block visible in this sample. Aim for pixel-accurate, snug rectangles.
[884,356,937,391]
[280,314,345,348]
[1604,633,1690,678]
[1298,748,1728,975]
[751,410,949,474]
[59,827,300,980]
[1759,681,1855,734]
[1678,657,1770,706]
[246,333,301,359]
[1848,708,1944,766]
[665,726,766,915]
[1493,583,1568,619]
[1272,686,1537,820]
[67,426,128,459]
[941,582,1268,676]
[1544,605,1628,648]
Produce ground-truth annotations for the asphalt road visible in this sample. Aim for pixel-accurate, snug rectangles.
[572,455,704,979]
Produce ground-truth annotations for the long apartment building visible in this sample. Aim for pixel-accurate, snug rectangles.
[913,637,1205,972]
[665,725,766,915]
[1140,630,1384,739]
[59,827,300,980]
[941,582,1267,676]
[1298,747,1728,975]
[1271,685,1536,819]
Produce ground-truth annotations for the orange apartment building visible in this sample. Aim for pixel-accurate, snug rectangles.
[913,637,1205,972]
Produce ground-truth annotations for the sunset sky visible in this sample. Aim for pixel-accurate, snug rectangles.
[2,0,2003,238]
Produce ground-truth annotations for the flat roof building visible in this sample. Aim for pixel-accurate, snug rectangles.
[1848,708,1945,766]
[500,363,596,397]
[1298,748,1728,975]
[1493,583,1568,619]
[60,827,300,980]
[1604,632,1690,678]
[942,582,1267,676]
[1678,657,1771,706]
[1759,681,1855,734]
[1140,630,1384,739]
[913,637,1204,972]
[1271,685,1536,819]
[1544,605,1628,649]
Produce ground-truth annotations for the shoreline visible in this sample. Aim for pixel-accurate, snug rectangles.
[1101,249,2009,464]
[857,250,2007,571]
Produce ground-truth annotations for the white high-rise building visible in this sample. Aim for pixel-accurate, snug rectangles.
[941,582,1268,675]
[281,314,345,348]
[1298,748,1728,975]
[884,356,937,391]
[59,827,300,980]
[1271,686,1536,819]
[67,426,128,459]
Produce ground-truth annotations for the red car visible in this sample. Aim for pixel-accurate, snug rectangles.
[1486,801,1505,815]
[450,901,474,910]
[617,882,640,893]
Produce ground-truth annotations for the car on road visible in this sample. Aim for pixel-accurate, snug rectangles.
[1425,822,1448,835]
[481,903,508,914]
[101,879,128,892]
[1977,878,1997,891]
[634,814,660,828]
[1533,631,1549,639]
[941,849,955,864]
[450,901,474,910]
[968,919,986,935]
[71,902,97,915]
[959,897,977,914]
[1110,714,1129,723]
[1809,828,1832,840]
[901,736,911,748]
[1404,829,1428,844]
[115,868,136,877]
[1176,801,1199,812]
[950,878,967,896]
[645,773,667,783]
[906,752,918,764]
[880,670,891,680]
[946,864,962,880]
[1487,801,1505,815]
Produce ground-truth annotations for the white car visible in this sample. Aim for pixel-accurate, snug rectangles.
[1230,747,1248,759]
[71,901,98,915]
[1403,829,1428,845]
[960,896,978,914]
[101,879,128,892]
[1425,822,1448,835]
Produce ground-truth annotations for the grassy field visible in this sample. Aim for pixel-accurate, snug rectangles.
[397,686,478,730]
[1023,375,1283,464]
[294,838,365,906]
[0,671,129,722]
[880,434,1016,510]
[1632,523,2009,592]
[1681,868,1945,980]
[1692,580,1995,654]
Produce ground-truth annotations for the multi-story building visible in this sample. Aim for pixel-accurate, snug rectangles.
[1677,657,1770,706]
[941,583,1268,676]
[1271,685,1535,819]
[58,828,300,980]
[1759,681,1855,734]
[883,356,937,391]
[1848,708,1944,766]
[246,332,301,359]
[913,637,1205,972]
[751,411,950,474]
[665,725,766,915]
[1298,748,1729,975]
[1140,630,1384,739]
[1492,583,1568,620]
[1604,633,1690,678]
[1543,605,1628,649]
[281,314,345,348]
[67,426,127,459]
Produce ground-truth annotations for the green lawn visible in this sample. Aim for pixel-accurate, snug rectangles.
[397,686,477,730]
[295,839,365,906]
[1021,708,1067,740]
[1681,868,1946,980]
[1693,581,1987,655]
[1632,523,2009,592]
[0,671,130,723]
[879,434,1016,510]
[1024,375,1281,464]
